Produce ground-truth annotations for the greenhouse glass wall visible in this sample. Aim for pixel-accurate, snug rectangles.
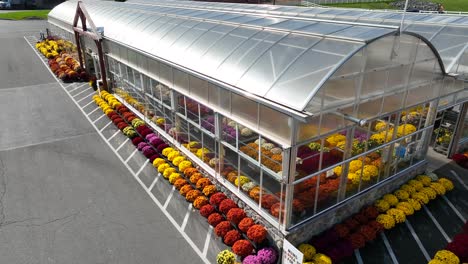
[47,0,467,239]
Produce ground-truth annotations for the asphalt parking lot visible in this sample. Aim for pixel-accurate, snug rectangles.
[0,20,212,264]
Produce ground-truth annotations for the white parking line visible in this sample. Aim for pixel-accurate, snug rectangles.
[441,195,466,222]
[68,82,88,92]
[135,160,150,177]
[381,232,399,264]
[405,221,431,261]
[450,170,468,190]
[82,100,95,109]
[125,149,139,163]
[423,205,451,242]
[92,113,106,124]
[115,138,130,152]
[106,130,121,142]
[202,228,213,257]
[72,86,92,97]
[99,121,113,132]
[355,249,364,264]
[163,188,175,209]
[76,92,95,103]
[181,204,192,230]
[68,85,85,94]
[25,35,211,264]
[86,107,100,116]
[149,174,161,191]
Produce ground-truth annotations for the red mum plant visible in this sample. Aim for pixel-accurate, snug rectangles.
[260,194,279,210]
[348,232,366,249]
[215,221,233,237]
[232,240,254,257]
[107,111,117,118]
[132,137,144,146]
[292,199,305,214]
[219,199,238,214]
[112,117,124,124]
[238,217,255,233]
[361,206,380,219]
[117,122,128,130]
[344,218,360,231]
[359,225,377,242]
[149,154,159,163]
[452,153,468,169]
[270,203,285,220]
[353,213,369,225]
[333,224,350,238]
[368,220,384,234]
[200,204,215,218]
[210,192,227,207]
[446,233,468,262]
[208,213,224,227]
[247,224,267,243]
[156,143,170,153]
[127,115,137,122]
[227,208,246,225]
[223,230,241,246]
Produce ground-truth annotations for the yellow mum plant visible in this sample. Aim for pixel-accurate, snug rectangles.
[298,244,316,261]
[396,202,414,216]
[408,179,424,191]
[377,214,395,229]
[374,199,390,213]
[386,208,406,224]
[438,178,454,191]
[333,165,342,177]
[406,198,422,211]
[157,163,170,173]
[433,250,460,264]
[349,160,363,173]
[400,184,416,194]
[394,189,410,201]
[411,192,429,205]
[416,175,432,187]
[429,182,446,195]
[421,187,437,200]
[162,147,174,157]
[383,194,399,207]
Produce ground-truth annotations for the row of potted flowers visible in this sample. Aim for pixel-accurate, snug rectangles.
[36,38,89,82]
[293,174,455,264]
[94,91,280,264]
[428,221,468,264]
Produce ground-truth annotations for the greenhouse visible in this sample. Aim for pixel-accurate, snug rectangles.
[47,0,467,244]
[122,0,468,157]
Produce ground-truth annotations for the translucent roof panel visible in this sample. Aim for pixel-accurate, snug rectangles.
[49,0,434,115]
[119,0,468,75]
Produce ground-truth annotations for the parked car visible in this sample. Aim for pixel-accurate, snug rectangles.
[0,0,12,9]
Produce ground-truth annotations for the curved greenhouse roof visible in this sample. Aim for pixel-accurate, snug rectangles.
[48,0,446,115]
[125,0,468,75]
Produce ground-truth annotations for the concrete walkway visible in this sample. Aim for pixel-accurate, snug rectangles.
[0,20,208,264]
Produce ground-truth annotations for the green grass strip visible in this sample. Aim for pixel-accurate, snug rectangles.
[0,10,50,20]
